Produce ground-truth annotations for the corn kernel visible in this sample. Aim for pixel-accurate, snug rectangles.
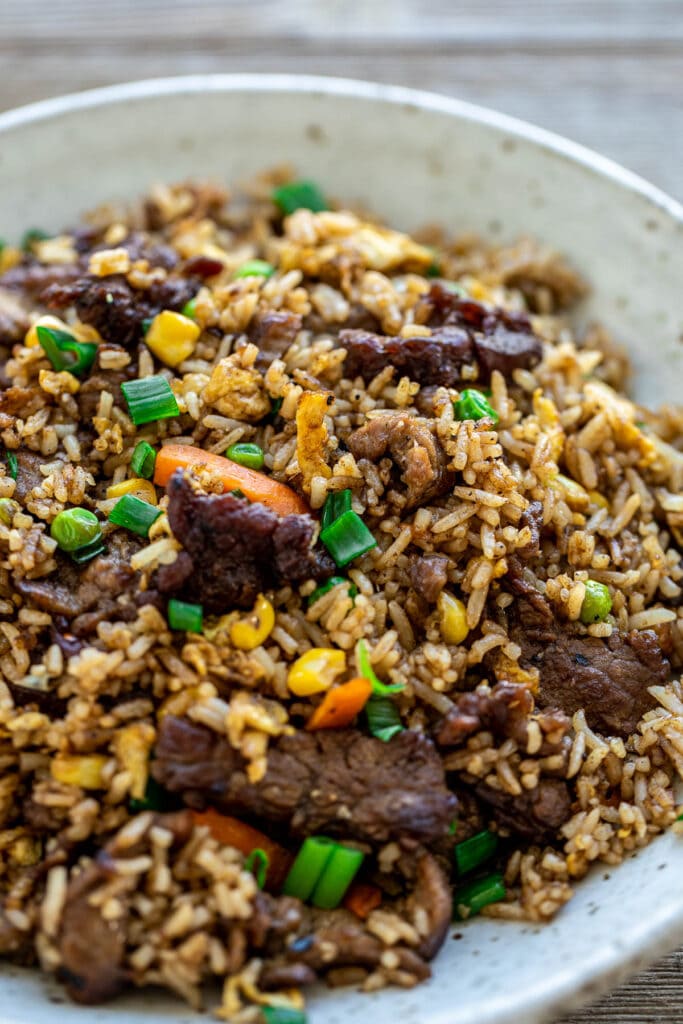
[144,310,200,368]
[0,246,22,273]
[25,314,100,348]
[106,478,158,505]
[230,594,275,651]
[287,647,346,696]
[51,754,107,789]
[438,591,469,645]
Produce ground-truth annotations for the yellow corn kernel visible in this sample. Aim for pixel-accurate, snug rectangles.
[51,754,107,789]
[144,310,200,368]
[438,591,469,645]
[230,594,275,651]
[106,478,158,505]
[113,722,155,800]
[25,314,101,348]
[0,246,22,273]
[588,490,609,510]
[287,647,346,696]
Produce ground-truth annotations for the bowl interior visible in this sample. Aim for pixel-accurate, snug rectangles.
[0,76,682,1024]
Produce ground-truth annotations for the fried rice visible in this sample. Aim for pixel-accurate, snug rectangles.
[0,169,680,1022]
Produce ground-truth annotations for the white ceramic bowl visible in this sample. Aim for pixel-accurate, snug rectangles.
[0,75,682,1024]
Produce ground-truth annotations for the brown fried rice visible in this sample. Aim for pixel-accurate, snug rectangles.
[0,169,680,1021]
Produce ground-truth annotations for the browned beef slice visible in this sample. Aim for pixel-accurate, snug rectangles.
[153,716,457,845]
[409,554,449,603]
[517,499,545,558]
[0,287,30,343]
[44,273,196,348]
[410,853,452,960]
[284,916,430,980]
[249,310,303,368]
[156,471,333,612]
[341,325,474,386]
[508,595,669,737]
[0,260,84,300]
[13,448,46,501]
[474,777,571,841]
[347,413,454,508]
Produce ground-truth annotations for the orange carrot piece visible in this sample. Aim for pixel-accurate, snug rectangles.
[343,882,382,919]
[306,676,372,731]
[191,809,292,890]
[154,443,308,516]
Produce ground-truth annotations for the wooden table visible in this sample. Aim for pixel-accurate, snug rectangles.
[1,1,682,1020]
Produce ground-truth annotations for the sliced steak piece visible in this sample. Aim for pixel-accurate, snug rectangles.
[13,448,47,502]
[341,325,474,387]
[156,471,334,612]
[347,412,454,509]
[0,260,84,301]
[474,777,572,841]
[408,554,449,604]
[250,310,303,368]
[507,595,669,737]
[410,853,452,960]
[153,716,458,846]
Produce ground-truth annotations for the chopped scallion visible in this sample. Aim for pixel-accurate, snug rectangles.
[320,509,376,567]
[141,317,154,335]
[21,228,50,251]
[453,872,506,920]
[282,836,363,910]
[307,576,358,607]
[267,395,284,421]
[356,638,403,695]
[320,488,352,531]
[233,259,274,279]
[121,375,179,426]
[167,598,203,633]
[130,773,170,813]
[262,1008,307,1024]
[244,848,269,889]
[36,325,98,376]
[130,440,157,479]
[453,388,499,424]
[282,836,338,902]
[365,695,404,742]
[3,449,18,481]
[70,537,106,564]
[454,830,499,876]
[310,843,364,910]
[108,493,162,537]
[226,442,265,471]
[272,179,327,216]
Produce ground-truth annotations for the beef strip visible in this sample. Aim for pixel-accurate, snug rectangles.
[506,589,669,737]
[156,471,334,612]
[473,777,572,841]
[249,310,303,368]
[347,413,454,509]
[153,716,457,845]
[408,554,449,604]
[0,260,84,301]
[409,853,452,960]
[12,448,47,502]
[44,273,197,348]
[341,325,474,387]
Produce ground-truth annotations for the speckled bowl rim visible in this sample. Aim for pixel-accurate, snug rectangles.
[0,74,682,1024]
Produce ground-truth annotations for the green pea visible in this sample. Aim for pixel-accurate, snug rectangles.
[579,580,612,624]
[0,498,20,526]
[50,507,102,552]
[226,442,265,471]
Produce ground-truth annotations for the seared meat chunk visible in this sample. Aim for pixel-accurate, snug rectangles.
[342,325,474,387]
[474,777,572,842]
[508,596,669,737]
[410,853,453,960]
[517,499,545,558]
[0,288,30,344]
[250,310,303,368]
[44,273,196,348]
[408,554,449,604]
[12,448,46,502]
[0,260,83,301]
[153,716,457,846]
[347,413,454,509]
[156,471,333,612]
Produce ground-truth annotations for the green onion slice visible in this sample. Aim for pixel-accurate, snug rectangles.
[307,576,358,607]
[309,843,364,910]
[320,509,376,568]
[356,638,403,695]
[108,493,162,537]
[181,297,197,319]
[233,259,274,279]
[130,440,157,479]
[130,772,170,813]
[321,488,352,531]
[50,507,102,552]
[226,442,265,471]
[262,1008,307,1024]
[266,395,284,421]
[36,326,98,377]
[454,830,499,876]
[453,872,506,920]
[244,848,269,889]
[282,836,338,902]
[365,695,404,742]
[121,375,179,426]
[3,450,18,481]
[21,228,50,251]
[167,598,203,633]
[453,388,499,424]
[272,180,327,216]
[70,537,106,564]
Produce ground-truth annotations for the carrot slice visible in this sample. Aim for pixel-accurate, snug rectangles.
[191,809,292,890]
[343,881,382,919]
[154,443,308,516]
[306,676,372,731]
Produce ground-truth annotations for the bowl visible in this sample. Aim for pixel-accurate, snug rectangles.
[0,74,682,1024]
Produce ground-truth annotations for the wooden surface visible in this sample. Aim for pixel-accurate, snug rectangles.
[1,2,683,1021]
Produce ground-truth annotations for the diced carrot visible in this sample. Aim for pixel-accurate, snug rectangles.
[153,443,308,516]
[343,881,382,919]
[191,809,293,890]
[305,676,372,731]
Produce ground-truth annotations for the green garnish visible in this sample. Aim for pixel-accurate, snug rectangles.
[181,297,197,319]
[244,848,269,889]
[320,509,376,567]
[130,440,157,479]
[262,1008,307,1024]
[3,450,18,481]
[453,872,506,920]
[365,695,404,742]
[233,259,275,279]
[307,576,358,607]
[283,836,338,902]
[21,228,50,251]
[70,537,106,564]
[272,180,327,216]
[282,836,363,909]
[108,493,162,537]
[141,317,154,335]
[453,388,499,424]
[579,580,612,624]
[50,507,102,553]
[454,830,499,876]
[167,598,203,633]
[356,638,403,696]
[36,326,98,377]
[121,376,179,426]
[129,773,170,813]
[226,442,265,471]
[321,488,352,531]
